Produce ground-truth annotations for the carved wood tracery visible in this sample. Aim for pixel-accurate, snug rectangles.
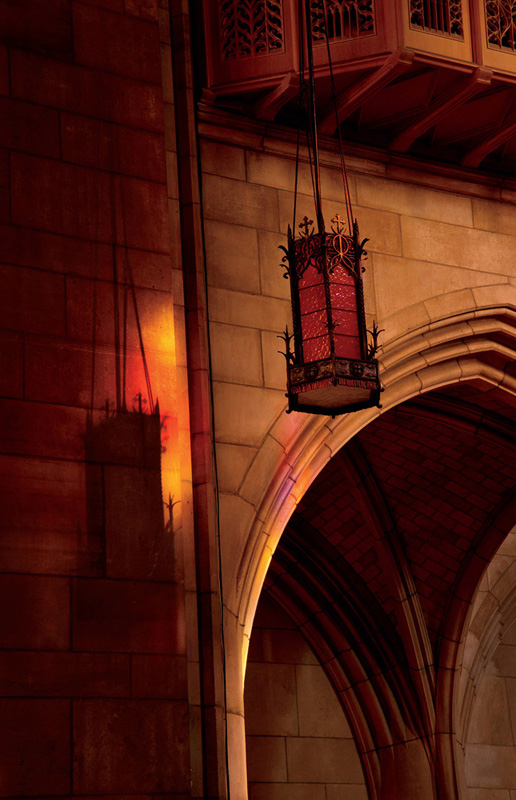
[410,0,464,38]
[486,0,516,51]
[219,0,284,60]
[310,0,375,42]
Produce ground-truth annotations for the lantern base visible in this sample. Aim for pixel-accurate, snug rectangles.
[287,357,381,416]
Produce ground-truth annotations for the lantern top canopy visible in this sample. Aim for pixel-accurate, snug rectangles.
[280,0,381,416]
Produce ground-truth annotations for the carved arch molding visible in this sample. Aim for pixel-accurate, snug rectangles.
[261,381,516,799]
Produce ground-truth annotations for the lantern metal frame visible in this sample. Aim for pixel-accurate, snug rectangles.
[279,0,382,417]
[281,214,381,416]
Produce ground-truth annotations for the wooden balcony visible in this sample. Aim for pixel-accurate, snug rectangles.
[199,0,516,176]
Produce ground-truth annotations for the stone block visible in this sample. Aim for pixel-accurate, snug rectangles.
[115,174,171,251]
[258,229,291,300]
[244,663,298,736]
[213,382,286,445]
[326,785,368,799]
[473,198,516,237]
[131,654,188,698]
[0,0,72,57]
[261,329,287,390]
[372,254,506,323]
[73,2,161,83]
[12,153,170,251]
[465,744,516,788]
[249,785,326,800]
[24,339,94,407]
[208,287,291,332]
[0,397,87,460]
[166,150,179,199]
[203,174,280,232]
[0,148,8,223]
[286,737,363,783]
[160,42,173,103]
[204,219,260,293]
[0,46,7,95]
[201,140,246,180]
[11,50,164,132]
[504,616,516,643]
[0,699,70,796]
[0,330,23,398]
[401,216,516,275]
[209,322,263,386]
[246,735,288,782]
[73,699,189,794]
[0,573,70,649]
[219,492,256,590]
[240,435,285,507]
[72,577,185,653]
[0,96,60,157]
[104,463,173,580]
[467,676,512,745]
[505,677,516,740]
[0,651,130,696]
[0,223,112,281]
[472,283,516,311]
[247,151,314,195]
[260,627,317,665]
[61,112,166,181]
[357,174,473,227]
[84,0,124,9]
[0,454,103,575]
[296,664,352,737]
[423,287,477,322]
[353,205,402,255]
[11,152,111,241]
[124,0,159,21]
[158,6,170,42]
[66,279,175,352]
[0,262,65,336]
[215,442,256,493]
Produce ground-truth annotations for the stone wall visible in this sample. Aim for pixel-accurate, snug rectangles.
[244,592,367,800]
[199,121,516,621]
[459,530,516,799]
[199,122,516,795]
[0,0,190,795]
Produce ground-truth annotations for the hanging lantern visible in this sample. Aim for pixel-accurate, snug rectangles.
[279,0,382,416]
[281,214,381,415]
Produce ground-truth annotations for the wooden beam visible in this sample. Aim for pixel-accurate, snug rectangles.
[389,66,493,153]
[252,70,300,121]
[462,110,516,167]
[319,48,415,135]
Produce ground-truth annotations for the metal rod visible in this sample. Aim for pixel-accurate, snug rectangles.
[303,0,325,234]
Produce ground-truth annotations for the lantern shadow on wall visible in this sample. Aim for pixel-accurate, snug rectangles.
[278,0,382,416]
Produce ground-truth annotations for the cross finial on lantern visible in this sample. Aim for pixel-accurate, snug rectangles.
[299,217,313,238]
[331,213,346,234]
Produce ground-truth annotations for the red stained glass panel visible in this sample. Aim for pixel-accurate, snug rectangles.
[303,335,331,362]
[299,262,323,287]
[301,309,327,339]
[334,333,361,359]
[299,283,326,315]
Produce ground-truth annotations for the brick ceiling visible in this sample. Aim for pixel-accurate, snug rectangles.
[277,383,516,652]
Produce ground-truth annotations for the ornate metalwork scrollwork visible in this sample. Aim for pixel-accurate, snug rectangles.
[310,0,375,42]
[486,0,516,51]
[410,0,463,38]
[219,0,284,60]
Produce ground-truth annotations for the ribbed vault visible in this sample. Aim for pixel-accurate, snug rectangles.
[260,380,516,799]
